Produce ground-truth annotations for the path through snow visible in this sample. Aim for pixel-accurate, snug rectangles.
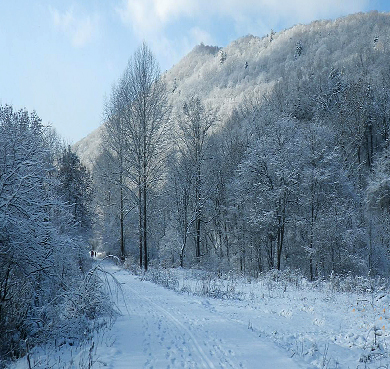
[98,263,305,369]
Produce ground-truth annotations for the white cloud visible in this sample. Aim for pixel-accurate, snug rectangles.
[51,6,99,48]
[116,0,197,36]
[116,0,371,34]
[250,0,370,25]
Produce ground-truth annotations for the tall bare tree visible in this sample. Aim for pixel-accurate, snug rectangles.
[102,95,131,261]
[102,43,170,269]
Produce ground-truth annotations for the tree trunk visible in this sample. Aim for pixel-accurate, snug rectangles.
[195,160,201,259]
[180,239,186,268]
[139,183,143,269]
[224,222,230,262]
[195,218,201,258]
[309,191,315,281]
[143,179,148,271]
[143,109,148,271]
[120,165,125,261]
[277,219,284,270]
[120,186,125,261]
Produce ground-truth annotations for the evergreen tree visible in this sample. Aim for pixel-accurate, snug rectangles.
[57,146,93,235]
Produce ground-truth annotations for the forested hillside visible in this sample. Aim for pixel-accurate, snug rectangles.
[77,11,390,279]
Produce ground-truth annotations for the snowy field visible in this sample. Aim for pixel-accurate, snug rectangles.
[11,261,390,368]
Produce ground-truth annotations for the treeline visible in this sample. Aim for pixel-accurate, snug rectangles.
[93,37,390,279]
[0,106,114,365]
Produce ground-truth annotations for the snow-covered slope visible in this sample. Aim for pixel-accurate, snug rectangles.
[74,11,390,166]
[72,123,104,169]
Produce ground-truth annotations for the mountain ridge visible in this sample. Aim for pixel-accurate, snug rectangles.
[74,10,390,166]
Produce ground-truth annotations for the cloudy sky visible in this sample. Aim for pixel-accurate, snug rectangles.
[0,0,389,143]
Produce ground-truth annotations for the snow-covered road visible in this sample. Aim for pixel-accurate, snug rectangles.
[99,264,304,369]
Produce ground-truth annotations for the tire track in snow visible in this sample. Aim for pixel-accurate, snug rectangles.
[128,285,216,369]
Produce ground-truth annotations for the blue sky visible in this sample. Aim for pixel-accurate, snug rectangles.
[0,0,389,143]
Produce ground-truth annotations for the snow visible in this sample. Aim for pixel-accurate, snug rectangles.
[12,262,390,368]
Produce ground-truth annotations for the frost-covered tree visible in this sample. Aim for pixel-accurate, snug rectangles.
[366,147,390,273]
[101,43,170,269]
[234,117,302,272]
[0,105,114,363]
[208,108,250,270]
[176,97,214,261]
[57,145,93,235]
[166,149,194,267]
[297,122,363,278]
[94,147,129,258]
[99,115,131,260]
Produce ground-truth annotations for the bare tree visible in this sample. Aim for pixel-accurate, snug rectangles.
[102,43,170,269]
[102,96,131,261]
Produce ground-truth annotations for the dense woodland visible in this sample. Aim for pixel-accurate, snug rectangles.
[88,12,390,279]
[0,107,115,364]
